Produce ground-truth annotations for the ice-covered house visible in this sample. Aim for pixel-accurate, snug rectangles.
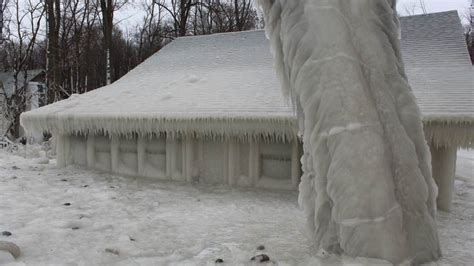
[1,69,47,134]
[20,12,472,203]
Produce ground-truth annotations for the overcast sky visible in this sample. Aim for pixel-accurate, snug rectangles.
[116,0,473,32]
[398,0,471,15]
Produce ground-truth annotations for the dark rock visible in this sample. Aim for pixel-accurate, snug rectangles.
[1,231,12,237]
[63,203,71,206]
[257,245,265,251]
[12,166,19,170]
[215,258,224,263]
[250,254,270,262]
[129,236,136,241]
[60,179,68,182]
[71,227,80,230]
[105,248,120,255]
[83,185,89,188]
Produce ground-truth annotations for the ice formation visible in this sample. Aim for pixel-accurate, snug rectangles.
[258,0,441,264]
[20,13,472,149]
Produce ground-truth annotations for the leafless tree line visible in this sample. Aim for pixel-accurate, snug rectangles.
[136,0,259,61]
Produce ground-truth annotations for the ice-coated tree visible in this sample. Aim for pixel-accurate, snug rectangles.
[1,0,44,138]
[258,0,441,264]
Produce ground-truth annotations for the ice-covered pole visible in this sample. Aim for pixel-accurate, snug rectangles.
[258,0,441,264]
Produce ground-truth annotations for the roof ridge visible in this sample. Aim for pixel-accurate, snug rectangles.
[399,10,458,19]
[175,29,265,41]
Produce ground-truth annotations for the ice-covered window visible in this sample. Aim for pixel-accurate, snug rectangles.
[95,135,111,171]
[118,138,138,176]
[142,138,166,178]
[198,140,226,184]
[70,135,87,166]
[260,143,292,180]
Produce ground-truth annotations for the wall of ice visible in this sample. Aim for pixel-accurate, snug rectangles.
[57,133,301,191]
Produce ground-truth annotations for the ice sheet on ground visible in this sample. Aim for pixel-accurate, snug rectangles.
[0,148,472,265]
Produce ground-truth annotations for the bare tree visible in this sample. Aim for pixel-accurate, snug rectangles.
[0,0,4,42]
[190,0,258,34]
[99,0,128,85]
[233,0,253,31]
[403,0,428,15]
[45,0,61,102]
[0,0,10,47]
[83,0,100,92]
[136,0,168,61]
[418,0,427,14]
[100,0,113,85]
[467,0,474,64]
[156,0,199,37]
[1,0,44,138]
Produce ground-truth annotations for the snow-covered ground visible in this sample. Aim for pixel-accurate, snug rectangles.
[0,147,473,265]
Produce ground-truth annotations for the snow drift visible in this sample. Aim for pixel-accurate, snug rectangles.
[259,0,441,264]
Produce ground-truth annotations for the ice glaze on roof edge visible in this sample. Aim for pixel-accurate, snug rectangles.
[21,112,473,147]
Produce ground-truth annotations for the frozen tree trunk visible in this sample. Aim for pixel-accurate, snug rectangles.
[0,0,4,42]
[258,0,441,264]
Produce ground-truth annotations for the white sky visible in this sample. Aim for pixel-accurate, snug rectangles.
[116,0,473,32]
[398,0,471,16]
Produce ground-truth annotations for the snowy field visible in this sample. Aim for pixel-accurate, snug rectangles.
[0,146,473,265]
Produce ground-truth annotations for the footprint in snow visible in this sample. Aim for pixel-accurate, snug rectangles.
[56,217,93,230]
[105,248,120,255]
[33,157,49,164]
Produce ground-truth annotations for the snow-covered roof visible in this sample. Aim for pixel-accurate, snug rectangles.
[399,11,473,148]
[0,69,45,97]
[400,11,472,68]
[21,11,473,147]
[21,30,296,142]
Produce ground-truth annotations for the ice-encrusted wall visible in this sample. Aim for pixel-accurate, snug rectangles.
[57,133,301,190]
